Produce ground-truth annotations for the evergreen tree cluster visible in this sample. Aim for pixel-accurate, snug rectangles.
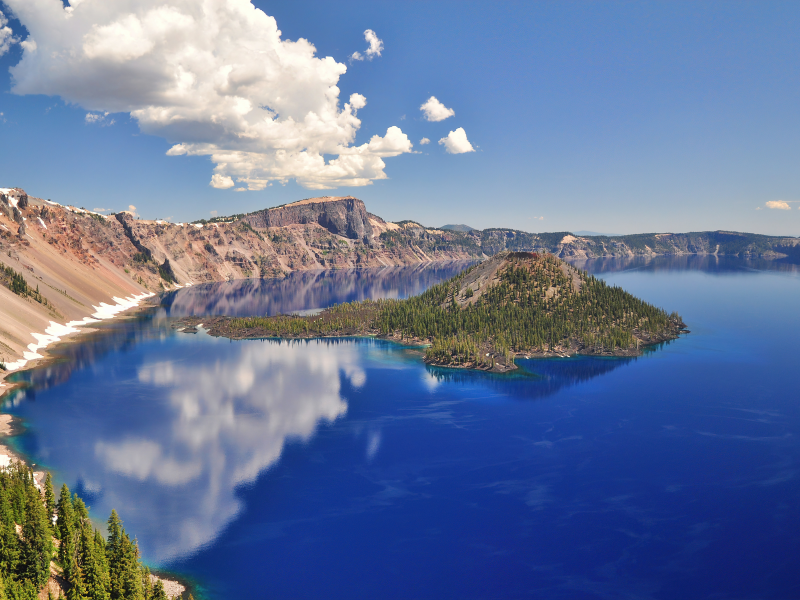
[0,463,191,600]
[0,265,49,307]
[378,253,681,365]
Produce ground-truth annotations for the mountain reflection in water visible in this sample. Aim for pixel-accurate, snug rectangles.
[160,261,474,317]
[568,252,800,276]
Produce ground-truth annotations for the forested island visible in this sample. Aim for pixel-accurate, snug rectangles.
[178,252,686,372]
[0,462,190,599]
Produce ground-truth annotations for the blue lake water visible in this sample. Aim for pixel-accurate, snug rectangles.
[3,256,800,599]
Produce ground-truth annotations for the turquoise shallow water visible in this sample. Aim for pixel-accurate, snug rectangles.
[3,256,800,599]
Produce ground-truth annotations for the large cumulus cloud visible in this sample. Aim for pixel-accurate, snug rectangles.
[4,0,412,190]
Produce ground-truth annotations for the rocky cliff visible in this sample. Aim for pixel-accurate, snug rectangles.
[1,187,798,373]
[243,196,374,242]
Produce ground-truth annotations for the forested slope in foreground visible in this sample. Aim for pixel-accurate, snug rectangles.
[187,252,686,372]
[0,463,189,600]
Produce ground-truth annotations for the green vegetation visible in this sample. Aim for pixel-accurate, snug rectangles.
[216,253,683,370]
[0,265,51,308]
[131,253,177,285]
[0,463,191,600]
[374,253,680,366]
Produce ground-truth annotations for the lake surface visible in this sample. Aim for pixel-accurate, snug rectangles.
[3,256,800,599]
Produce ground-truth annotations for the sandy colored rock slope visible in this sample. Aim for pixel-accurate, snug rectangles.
[0,191,477,373]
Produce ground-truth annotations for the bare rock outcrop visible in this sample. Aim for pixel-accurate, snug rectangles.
[243,196,374,242]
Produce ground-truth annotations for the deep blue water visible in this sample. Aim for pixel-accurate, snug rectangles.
[3,257,800,599]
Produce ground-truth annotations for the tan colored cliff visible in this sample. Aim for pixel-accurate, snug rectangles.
[0,191,476,374]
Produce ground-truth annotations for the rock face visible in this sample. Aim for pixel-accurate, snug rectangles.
[243,196,374,242]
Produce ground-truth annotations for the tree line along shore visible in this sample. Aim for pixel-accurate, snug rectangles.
[176,252,686,372]
[0,461,190,600]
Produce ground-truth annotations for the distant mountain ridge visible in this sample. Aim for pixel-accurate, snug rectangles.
[440,224,475,232]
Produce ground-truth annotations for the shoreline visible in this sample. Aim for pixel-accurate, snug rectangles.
[0,294,190,600]
[173,315,685,374]
[0,292,157,396]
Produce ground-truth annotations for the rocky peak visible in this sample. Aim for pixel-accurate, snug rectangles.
[242,196,374,242]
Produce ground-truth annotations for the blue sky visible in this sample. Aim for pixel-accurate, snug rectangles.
[0,0,798,235]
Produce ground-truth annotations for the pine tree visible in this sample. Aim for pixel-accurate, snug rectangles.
[105,512,123,600]
[20,482,53,590]
[78,528,109,600]
[44,475,56,529]
[119,534,143,600]
[65,563,85,600]
[151,580,166,600]
[0,491,19,578]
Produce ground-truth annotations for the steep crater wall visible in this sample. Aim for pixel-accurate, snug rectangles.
[242,197,374,242]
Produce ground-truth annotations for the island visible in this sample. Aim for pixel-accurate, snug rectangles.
[175,251,686,372]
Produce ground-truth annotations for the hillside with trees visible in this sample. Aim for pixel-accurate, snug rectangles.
[186,252,685,372]
[0,463,189,600]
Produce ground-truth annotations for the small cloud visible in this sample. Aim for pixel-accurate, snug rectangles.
[349,93,366,111]
[349,29,383,63]
[127,204,139,217]
[0,10,17,57]
[85,111,115,126]
[166,144,188,156]
[421,96,455,122]
[364,29,383,59]
[400,114,406,121]
[419,137,430,145]
[92,207,110,213]
[439,127,475,154]
[210,174,234,189]
[210,210,218,217]
[234,187,247,192]
[766,200,793,210]
[366,430,381,461]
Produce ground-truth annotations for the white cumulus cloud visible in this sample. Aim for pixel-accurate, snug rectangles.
[420,96,455,122]
[439,127,475,154]
[765,200,792,210]
[350,29,383,62]
[210,174,234,190]
[0,10,15,56]
[419,137,430,145]
[5,1,410,190]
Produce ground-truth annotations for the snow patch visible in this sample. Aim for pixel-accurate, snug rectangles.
[1,293,154,374]
[91,292,154,320]
[37,217,47,229]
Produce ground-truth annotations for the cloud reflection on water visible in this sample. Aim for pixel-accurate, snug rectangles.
[92,338,363,560]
